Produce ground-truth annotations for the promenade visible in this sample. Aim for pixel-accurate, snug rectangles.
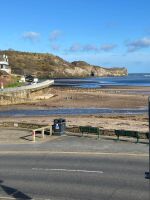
[0,80,54,93]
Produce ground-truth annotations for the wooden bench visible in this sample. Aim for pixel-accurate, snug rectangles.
[115,130,140,143]
[32,125,52,142]
[79,126,100,139]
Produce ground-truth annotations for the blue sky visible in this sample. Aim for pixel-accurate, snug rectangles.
[0,0,150,73]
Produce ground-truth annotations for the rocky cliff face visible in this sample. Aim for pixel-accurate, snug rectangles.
[71,61,127,77]
[0,50,128,78]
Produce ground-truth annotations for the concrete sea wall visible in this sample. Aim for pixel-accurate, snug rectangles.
[0,80,54,105]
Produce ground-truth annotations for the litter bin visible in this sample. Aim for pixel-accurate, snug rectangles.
[52,118,66,135]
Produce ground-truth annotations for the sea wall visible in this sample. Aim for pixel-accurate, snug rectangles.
[0,80,54,105]
[0,91,31,105]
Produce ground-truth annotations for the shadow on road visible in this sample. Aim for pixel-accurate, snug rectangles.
[0,180,32,199]
[20,134,33,142]
[20,133,44,142]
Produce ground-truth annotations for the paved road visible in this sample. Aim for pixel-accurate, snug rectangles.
[0,135,149,200]
[0,152,149,200]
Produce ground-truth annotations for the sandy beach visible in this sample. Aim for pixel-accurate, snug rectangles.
[39,86,149,109]
[0,86,149,133]
[1,86,149,110]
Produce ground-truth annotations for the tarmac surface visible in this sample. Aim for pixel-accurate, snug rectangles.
[0,128,149,155]
[0,128,149,200]
[0,150,149,200]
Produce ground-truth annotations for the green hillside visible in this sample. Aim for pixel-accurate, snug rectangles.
[0,50,128,78]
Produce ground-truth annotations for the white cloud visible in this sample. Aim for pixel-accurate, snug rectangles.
[68,43,117,53]
[22,31,40,41]
[69,43,82,52]
[51,44,60,51]
[82,44,99,52]
[49,30,62,41]
[68,43,99,52]
[126,37,150,52]
[100,44,117,52]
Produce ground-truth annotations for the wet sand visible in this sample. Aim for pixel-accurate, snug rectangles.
[0,86,149,132]
[44,86,148,109]
[1,86,149,110]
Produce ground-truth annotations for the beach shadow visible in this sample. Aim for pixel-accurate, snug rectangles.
[0,180,32,199]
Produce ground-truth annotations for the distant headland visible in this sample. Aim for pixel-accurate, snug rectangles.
[0,50,128,78]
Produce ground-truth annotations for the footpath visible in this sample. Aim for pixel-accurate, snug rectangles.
[0,128,148,156]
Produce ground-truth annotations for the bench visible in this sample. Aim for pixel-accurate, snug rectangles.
[115,130,140,143]
[79,126,100,139]
[32,125,52,142]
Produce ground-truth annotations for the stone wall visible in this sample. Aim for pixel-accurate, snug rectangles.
[0,87,53,105]
[0,80,54,105]
[0,90,31,105]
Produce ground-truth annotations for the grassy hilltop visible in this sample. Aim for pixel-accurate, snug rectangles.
[0,50,128,78]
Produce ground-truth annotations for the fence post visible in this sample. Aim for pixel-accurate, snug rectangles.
[42,129,44,138]
[50,126,52,136]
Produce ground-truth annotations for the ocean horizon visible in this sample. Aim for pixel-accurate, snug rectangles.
[54,73,150,88]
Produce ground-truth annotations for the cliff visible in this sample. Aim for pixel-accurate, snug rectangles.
[0,50,128,78]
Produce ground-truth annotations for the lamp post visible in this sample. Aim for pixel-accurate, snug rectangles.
[145,97,150,179]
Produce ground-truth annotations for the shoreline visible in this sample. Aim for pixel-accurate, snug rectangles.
[0,85,149,110]
[0,85,149,132]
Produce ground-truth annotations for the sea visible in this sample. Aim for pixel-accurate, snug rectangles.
[54,73,150,88]
[0,73,150,117]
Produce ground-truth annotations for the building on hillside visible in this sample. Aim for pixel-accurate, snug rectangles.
[0,54,11,75]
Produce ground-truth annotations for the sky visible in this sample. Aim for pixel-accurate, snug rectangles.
[0,0,150,73]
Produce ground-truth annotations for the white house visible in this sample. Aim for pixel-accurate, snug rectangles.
[0,54,11,74]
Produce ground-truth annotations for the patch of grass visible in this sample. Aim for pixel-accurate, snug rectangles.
[6,82,24,88]
[5,75,24,88]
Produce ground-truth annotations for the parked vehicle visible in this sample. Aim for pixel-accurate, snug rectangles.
[25,75,38,83]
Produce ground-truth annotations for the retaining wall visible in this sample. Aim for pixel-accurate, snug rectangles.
[0,80,54,105]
